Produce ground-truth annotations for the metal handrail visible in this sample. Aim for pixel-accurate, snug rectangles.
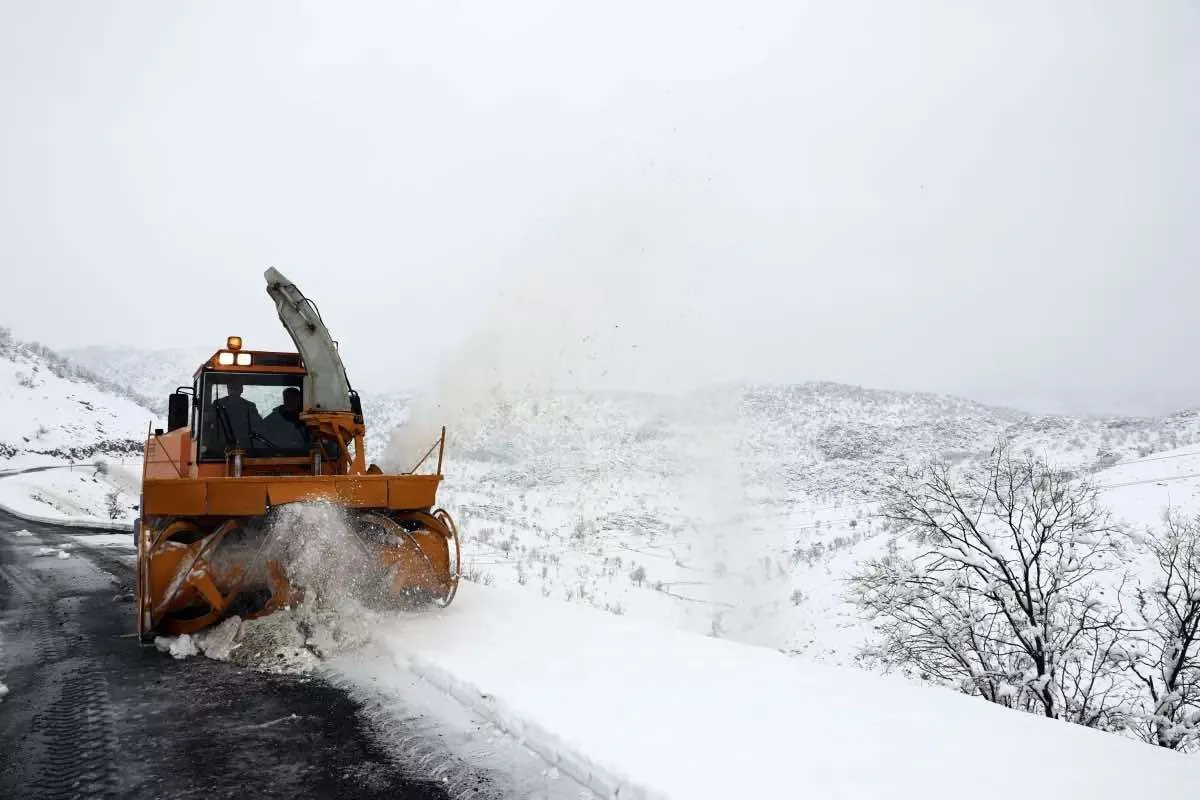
[408,426,448,475]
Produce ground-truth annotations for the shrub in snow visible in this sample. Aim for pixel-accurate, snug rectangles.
[849,443,1130,730]
[105,489,123,520]
[463,567,495,586]
[571,516,596,541]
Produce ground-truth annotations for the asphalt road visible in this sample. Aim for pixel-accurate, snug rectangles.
[0,511,502,800]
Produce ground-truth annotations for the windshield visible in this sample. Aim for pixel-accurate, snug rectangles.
[199,372,309,459]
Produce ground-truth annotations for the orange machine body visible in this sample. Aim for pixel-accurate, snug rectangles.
[135,344,459,641]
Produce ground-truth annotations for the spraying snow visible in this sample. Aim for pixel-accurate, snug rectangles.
[152,502,395,672]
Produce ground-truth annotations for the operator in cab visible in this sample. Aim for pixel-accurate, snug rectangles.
[262,387,309,451]
[212,378,264,448]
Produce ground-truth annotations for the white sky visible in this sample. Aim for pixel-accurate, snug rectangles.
[2,1,1197,416]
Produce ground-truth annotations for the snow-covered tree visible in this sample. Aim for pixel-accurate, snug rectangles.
[1128,511,1200,750]
[849,444,1130,728]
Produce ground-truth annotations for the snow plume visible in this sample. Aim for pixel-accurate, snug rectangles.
[260,502,385,654]
[268,501,376,611]
[383,186,731,471]
[154,502,392,672]
[669,389,794,647]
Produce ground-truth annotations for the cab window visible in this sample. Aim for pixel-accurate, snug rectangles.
[198,372,307,459]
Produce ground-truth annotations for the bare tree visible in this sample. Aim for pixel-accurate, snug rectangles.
[1128,511,1200,750]
[849,444,1131,728]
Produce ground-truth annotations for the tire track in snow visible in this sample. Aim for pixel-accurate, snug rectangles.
[0,515,527,799]
[27,661,119,799]
[0,557,120,799]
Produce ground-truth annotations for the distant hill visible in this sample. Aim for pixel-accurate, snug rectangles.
[64,345,211,410]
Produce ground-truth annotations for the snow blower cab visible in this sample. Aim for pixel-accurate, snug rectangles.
[135,268,459,642]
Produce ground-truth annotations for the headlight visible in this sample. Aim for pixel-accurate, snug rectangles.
[236,353,252,366]
[217,351,235,365]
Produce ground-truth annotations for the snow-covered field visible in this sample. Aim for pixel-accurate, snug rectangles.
[0,456,141,525]
[411,391,1200,668]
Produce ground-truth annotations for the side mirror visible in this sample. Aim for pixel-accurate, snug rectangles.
[167,392,190,431]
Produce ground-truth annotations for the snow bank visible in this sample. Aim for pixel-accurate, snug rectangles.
[356,583,1194,800]
[0,465,137,530]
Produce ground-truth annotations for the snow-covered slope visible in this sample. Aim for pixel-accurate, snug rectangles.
[64,344,210,410]
[376,385,1200,661]
[341,583,1193,800]
[0,329,153,522]
[0,329,154,462]
[1095,442,1200,527]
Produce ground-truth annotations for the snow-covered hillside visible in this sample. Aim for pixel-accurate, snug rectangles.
[0,329,152,522]
[65,344,210,410]
[375,385,1200,662]
[0,329,153,462]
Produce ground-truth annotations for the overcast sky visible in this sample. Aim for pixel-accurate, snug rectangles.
[1,1,1196,416]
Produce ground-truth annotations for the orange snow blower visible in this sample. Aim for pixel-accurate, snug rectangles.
[134,268,459,641]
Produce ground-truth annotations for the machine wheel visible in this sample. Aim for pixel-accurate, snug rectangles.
[353,509,460,609]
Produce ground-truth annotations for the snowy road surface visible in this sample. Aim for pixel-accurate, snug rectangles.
[0,511,520,799]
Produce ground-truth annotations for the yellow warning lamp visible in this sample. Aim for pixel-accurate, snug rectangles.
[226,336,243,351]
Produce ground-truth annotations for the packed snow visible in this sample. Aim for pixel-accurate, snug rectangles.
[155,633,199,660]
[361,583,1196,799]
[33,546,70,559]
